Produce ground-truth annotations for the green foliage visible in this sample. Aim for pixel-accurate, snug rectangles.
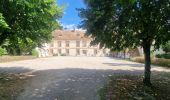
[79,0,170,50]
[0,47,7,56]
[0,13,9,30]
[0,0,63,55]
[2,38,37,55]
[31,49,39,57]
[156,54,170,59]
[162,41,170,53]
[79,0,170,85]
[18,38,36,55]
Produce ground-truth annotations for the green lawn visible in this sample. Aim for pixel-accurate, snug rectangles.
[99,72,170,100]
[0,56,37,63]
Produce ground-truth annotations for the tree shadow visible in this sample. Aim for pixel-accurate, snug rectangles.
[103,62,144,68]
[0,67,33,74]
[1,66,168,100]
[15,68,143,100]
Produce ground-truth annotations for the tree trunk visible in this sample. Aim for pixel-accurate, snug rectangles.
[143,41,152,86]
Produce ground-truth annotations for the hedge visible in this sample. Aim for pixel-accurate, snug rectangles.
[156,54,170,59]
[0,47,7,56]
[31,49,39,57]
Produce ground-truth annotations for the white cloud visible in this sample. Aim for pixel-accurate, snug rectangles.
[61,24,86,32]
[62,24,76,30]
[76,28,86,32]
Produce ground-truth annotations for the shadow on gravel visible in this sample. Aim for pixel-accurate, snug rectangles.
[16,68,143,100]
[0,67,33,74]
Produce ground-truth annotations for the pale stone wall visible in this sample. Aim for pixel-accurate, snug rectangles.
[50,40,110,57]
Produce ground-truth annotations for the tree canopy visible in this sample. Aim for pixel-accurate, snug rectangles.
[0,0,63,55]
[79,0,170,85]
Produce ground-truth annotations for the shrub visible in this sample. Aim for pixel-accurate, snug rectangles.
[31,49,39,57]
[61,53,66,56]
[162,41,170,53]
[53,53,58,56]
[0,47,7,56]
[156,54,170,59]
[156,54,162,58]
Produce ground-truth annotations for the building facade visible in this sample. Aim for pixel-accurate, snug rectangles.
[49,30,110,57]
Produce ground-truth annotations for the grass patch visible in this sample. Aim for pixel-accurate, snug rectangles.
[0,56,37,63]
[0,74,29,100]
[99,72,170,100]
[130,57,170,68]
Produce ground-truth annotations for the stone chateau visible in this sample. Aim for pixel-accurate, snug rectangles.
[37,30,110,57]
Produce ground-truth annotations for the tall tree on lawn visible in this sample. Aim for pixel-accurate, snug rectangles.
[78,0,170,86]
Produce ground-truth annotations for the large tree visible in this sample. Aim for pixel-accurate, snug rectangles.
[79,0,170,86]
[0,0,63,55]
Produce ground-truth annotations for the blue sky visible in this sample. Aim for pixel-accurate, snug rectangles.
[57,0,85,29]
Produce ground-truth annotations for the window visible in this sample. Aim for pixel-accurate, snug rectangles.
[58,49,61,54]
[83,50,87,55]
[83,41,87,47]
[66,41,69,47]
[58,41,62,47]
[50,43,54,47]
[103,49,106,54]
[76,49,80,55]
[66,49,69,55]
[94,49,97,55]
[76,41,80,47]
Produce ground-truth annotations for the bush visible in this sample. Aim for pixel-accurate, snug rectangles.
[156,54,162,58]
[61,53,66,56]
[162,41,170,53]
[0,47,7,56]
[156,54,170,59]
[31,49,39,57]
[53,53,58,56]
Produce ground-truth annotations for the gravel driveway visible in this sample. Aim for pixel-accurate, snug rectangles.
[0,57,169,100]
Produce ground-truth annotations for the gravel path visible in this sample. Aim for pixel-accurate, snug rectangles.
[0,57,169,100]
